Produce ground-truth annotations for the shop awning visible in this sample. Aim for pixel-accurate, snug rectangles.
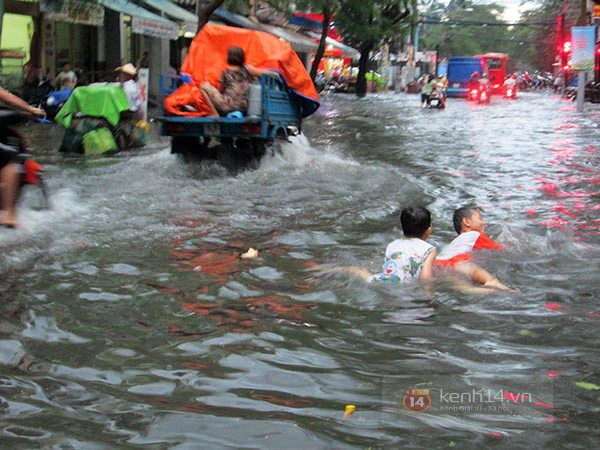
[98,0,180,40]
[259,24,319,54]
[212,9,317,55]
[212,8,262,31]
[307,32,360,60]
[137,0,198,35]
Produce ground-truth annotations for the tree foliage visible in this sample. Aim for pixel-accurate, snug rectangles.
[419,1,508,56]
[294,0,338,83]
[334,0,411,96]
[417,0,566,72]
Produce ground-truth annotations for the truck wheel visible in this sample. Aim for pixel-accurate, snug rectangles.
[251,138,266,160]
[171,136,197,155]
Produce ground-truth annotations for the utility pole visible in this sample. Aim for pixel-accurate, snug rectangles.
[577,0,589,25]
[576,0,590,112]
[406,0,419,87]
[558,0,569,97]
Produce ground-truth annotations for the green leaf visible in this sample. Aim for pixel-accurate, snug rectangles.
[575,381,600,390]
[518,329,539,338]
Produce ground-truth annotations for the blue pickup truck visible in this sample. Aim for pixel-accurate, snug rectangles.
[158,73,307,170]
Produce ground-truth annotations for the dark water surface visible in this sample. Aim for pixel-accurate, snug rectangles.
[2,92,600,449]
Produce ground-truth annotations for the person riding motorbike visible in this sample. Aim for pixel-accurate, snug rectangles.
[503,74,517,98]
[0,86,45,228]
[468,71,480,92]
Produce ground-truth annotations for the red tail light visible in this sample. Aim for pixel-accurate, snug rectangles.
[23,159,43,185]
[242,123,262,135]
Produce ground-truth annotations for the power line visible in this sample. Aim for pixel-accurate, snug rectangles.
[419,19,555,27]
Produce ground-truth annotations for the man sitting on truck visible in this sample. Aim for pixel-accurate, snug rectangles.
[200,46,278,117]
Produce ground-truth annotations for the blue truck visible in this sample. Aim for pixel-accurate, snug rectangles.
[446,56,490,98]
[158,73,309,171]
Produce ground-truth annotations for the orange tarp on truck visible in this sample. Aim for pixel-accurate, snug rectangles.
[164,23,320,118]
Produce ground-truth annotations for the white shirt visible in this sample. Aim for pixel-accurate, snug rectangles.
[368,238,435,283]
[56,70,77,89]
[121,80,141,112]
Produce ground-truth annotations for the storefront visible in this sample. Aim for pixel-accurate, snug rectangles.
[290,13,360,78]
[0,14,31,90]
[40,0,105,82]
[130,0,198,101]
[0,0,39,91]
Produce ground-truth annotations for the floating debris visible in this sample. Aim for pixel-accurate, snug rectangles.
[241,248,259,259]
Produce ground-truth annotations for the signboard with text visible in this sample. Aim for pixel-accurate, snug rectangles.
[41,0,104,26]
[132,17,179,40]
[570,26,597,71]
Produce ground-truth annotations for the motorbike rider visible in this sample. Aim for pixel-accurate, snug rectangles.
[420,73,437,107]
[0,86,44,229]
[503,74,517,98]
[468,71,481,92]
[504,74,517,87]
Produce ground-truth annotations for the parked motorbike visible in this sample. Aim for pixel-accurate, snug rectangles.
[314,73,327,93]
[565,81,600,103]
[43,88,73,120]
[24,79,54,108]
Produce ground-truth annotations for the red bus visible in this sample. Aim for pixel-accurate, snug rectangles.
[474,53,516,95]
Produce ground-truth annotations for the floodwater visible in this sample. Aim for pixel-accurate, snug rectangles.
[2,91,600,449]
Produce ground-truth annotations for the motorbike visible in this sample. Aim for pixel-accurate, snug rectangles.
[467,81,491,104]
[0,109,49,211]
[42,88,73,120]
[503,84,517,99]
[55,85,147,155]
[428,85,447,109]
[314,73,327,93]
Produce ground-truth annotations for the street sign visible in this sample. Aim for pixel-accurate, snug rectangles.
[570,26,596,71]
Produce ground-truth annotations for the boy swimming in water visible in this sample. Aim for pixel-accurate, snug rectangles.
[331,206,437,292]
[435,206,513,291]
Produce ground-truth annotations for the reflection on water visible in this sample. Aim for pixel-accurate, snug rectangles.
[1,93,600,448]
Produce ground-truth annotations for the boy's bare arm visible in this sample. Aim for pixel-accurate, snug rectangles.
[419,249,437,283]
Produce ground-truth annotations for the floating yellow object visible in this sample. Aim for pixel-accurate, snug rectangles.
[343,404,356,418]
[240,248,259,259]
[135,120,150,132]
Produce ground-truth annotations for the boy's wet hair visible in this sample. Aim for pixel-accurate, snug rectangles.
[401,206,431,238]
[453,206,480,234]
[227,47,246,66]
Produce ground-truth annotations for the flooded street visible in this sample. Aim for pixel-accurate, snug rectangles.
[2,91,600,449]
